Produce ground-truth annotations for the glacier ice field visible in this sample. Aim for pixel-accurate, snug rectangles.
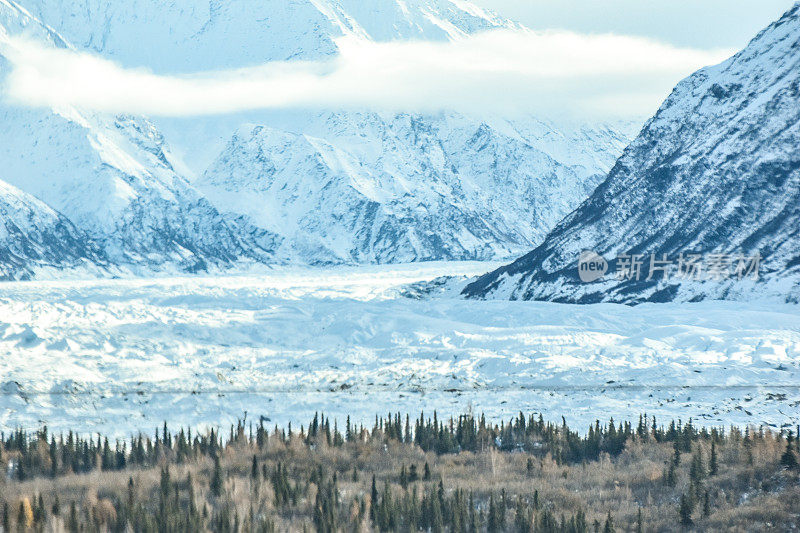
[0,262,798,438]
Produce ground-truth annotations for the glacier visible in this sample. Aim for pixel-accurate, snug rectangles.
[0,262,798,437]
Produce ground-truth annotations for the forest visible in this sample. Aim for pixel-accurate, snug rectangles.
[1,411,799,532]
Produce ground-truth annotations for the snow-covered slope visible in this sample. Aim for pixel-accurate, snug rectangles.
[464,4,800,303]
[201,113,628,263]
[0,104,279,271]
[0,178,104,280]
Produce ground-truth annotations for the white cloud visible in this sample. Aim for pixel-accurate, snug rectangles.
[0,30,733,118]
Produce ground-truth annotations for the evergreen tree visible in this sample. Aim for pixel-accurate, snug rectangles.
[780,431,799,469]
[679,494,693,526]
[18,501,27,530]
[251,454,259,480]
[602,511,615,533]
[469,492,479,533]
[370,475,379,522]
[34,493,46,525]
[689,449,705,484]
[313,479,338,533]
[211,453,223,497]
[67,502,79,533]
[743,431,754,465]
[709,440,719,475]
[514,497,531,533]
[488,494,502,533]
[666,461,677,487]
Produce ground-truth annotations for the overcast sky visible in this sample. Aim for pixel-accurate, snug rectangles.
[475,0,795,49]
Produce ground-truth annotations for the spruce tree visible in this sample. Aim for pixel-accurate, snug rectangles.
[34,494,46,525]
[514,497,530,533]
[17,501,26,530]
[67,502,79,533]
[781,431,799,469]
[487,494,500,533]
[602,511,615,533]
[743,432,753,465]
[709,440,719,475]
[211,454,223,497]
[689,450,705,485]
[370,475,378,523]
[679,494,693,526]
[666,461,677,487]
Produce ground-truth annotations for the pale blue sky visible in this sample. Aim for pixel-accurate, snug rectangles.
[474,0,795,49]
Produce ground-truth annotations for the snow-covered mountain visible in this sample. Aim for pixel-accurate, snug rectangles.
[0,0,633,274]
[0,178,104,280]
[0,2,282,278]
[199,113,629,263]
[464,4,800,303]
[0,103,280,272]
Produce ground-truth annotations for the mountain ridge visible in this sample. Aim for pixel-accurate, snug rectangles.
[463,3,800,303]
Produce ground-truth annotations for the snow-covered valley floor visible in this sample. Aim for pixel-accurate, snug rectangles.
[1,262,798,438]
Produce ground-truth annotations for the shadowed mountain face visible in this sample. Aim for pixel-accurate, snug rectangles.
[0,179,105,280]
[464,4,800,304]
